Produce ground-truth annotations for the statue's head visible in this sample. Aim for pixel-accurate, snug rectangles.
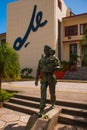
[44,45,51,56]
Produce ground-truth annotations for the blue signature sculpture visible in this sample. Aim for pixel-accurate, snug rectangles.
[13,5,48,51]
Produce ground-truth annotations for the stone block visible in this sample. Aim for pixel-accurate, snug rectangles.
[26,107,61,130]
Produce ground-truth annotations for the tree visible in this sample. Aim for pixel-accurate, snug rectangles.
[0,43,20,92]
[80,26,87,45]
[80,26,87,66]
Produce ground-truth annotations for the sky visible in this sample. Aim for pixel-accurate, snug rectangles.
[0,0,87,34]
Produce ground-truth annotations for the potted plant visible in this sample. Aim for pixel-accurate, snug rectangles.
[69,54,80,71]
[54,61,67,79]
[60,60,71,71]
[55,69,66,79]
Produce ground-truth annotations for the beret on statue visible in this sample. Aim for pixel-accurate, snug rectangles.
[44,45,51,50]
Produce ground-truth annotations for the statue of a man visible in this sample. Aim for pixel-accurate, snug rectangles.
[35,45,60,116]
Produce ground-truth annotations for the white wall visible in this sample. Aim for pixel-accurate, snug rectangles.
[7,0,68,76]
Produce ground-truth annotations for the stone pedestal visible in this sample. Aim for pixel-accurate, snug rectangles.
[26,107,61,130]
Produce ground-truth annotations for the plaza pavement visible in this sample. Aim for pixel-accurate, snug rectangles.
[0,80,87,130]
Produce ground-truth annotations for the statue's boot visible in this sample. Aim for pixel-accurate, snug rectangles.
[36,108,44,118]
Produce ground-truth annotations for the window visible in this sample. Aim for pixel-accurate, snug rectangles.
[80,23,87,35]
[65,25,78,36]
[70,44,77,58]
[58,0,62,11]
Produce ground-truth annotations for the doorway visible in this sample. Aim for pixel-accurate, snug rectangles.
[69,44,77,59]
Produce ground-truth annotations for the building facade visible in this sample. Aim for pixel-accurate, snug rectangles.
[62,13,87,66]
[0,0,85,77]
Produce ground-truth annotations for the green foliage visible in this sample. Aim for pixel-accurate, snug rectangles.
[83,26,87,40]
[82,53,87,66]
[58,67,67,71]
[0,43,20,80]
[59,60,68,71]
[80,26,87,45]
[80,26,87,67]
[21,68,33,78]
[60,59,78,71]
[0,89,14,102]
[70,54,80,64]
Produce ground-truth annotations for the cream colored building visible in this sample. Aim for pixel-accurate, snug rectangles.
[7,0,69,76]
[62,13,87,66]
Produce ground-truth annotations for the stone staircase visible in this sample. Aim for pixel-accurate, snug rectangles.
[3,93,87,129]
[3,93,40,115]
[55,106,87,129]
[63,67,87,80]
[55,100,87,129]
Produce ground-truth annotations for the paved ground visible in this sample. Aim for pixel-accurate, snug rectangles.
[0,108,30,130]
[0,80,87,130]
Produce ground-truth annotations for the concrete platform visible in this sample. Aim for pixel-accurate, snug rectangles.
[2,80,87,103]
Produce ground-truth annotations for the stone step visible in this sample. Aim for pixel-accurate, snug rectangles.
[58,106,87,117]
[56,102,87,128]
[14,93,87,109]
[56,99,87,109]
[58,113,87,127]
[9,97,40,108]
[55,105,87,128]
[61,106,87,117]
[3,102,39,115]
[14,93,40,102]
[54,123,87,130]
[3,93,51,115]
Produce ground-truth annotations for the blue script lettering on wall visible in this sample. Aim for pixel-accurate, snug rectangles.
[13,5,48,51]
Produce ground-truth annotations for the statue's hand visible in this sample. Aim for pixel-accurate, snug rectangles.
[35,80,38,86]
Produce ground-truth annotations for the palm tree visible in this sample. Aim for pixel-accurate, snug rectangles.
[0,43,20,93]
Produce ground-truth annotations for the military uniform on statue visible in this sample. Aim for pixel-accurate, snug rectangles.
[35,45,60,117]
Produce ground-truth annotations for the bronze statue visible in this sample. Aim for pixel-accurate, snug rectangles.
[35,45,60,116]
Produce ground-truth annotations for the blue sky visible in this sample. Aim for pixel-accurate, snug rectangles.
[0,0,18,34]
[64,0,87,14]
[0,0,87,34]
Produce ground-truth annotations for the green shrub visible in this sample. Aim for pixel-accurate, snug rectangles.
[0,90,14,102]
